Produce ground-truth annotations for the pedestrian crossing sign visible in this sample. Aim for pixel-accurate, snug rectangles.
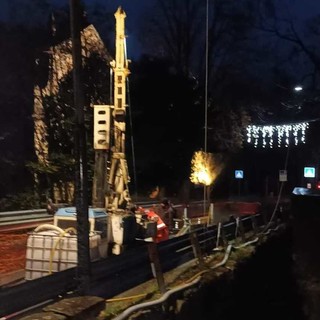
[304,167,315,178]
[235,170,244,179]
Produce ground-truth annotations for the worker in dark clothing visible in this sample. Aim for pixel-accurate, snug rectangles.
[161,198,177,233]
[46,198,57,215]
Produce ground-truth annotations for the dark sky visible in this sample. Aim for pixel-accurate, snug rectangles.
[51,0,156,58]
[88,0,320,59]
[290,0,320,18]
[1,0,320,59]
[88,0,320,19]
[103,0,156,59]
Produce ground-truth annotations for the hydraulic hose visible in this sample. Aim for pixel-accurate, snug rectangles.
[49,227,77,274]
[34,224,65,234]
[106,293,149,303]
[32,223,78,275]
[113,244,234,320]
[112,273,200,320]
[110,223,278,320]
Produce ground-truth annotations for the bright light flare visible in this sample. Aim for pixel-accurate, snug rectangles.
[190,151,223,186]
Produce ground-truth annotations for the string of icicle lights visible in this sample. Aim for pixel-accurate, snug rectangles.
[246,122,309,148]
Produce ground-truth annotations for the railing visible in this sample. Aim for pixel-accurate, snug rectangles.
[0,207,287,318]
[0,209,53,232]
[0,201,209,232]
[0,200,260,228]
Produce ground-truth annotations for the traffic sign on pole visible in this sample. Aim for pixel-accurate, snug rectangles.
[279,170,287,182]
[304,167,315,178]
[235,170,244,179]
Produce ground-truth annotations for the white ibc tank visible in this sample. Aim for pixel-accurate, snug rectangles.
[25,224,101,280]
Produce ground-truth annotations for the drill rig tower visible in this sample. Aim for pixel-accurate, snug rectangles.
[93,7,135,254]
[109,7,131,211]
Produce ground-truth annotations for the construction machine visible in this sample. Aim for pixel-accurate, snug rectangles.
[25,7,155,281]
[91,7,156,255]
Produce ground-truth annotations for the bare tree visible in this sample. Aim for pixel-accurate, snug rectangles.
[254,0,320,88]
[140,0,255,80]
[137,0,257,153]
[139,0,205,77]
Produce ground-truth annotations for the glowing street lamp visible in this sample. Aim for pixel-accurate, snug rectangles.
[190,151,214,186]
[190,151,224,220]
[190,151,224,186]
[294,86,303,92]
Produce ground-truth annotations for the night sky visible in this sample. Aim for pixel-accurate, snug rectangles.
[1,0,319,59]
[87,0,320,59]
[0,0,320,200]
[84,0,320,19]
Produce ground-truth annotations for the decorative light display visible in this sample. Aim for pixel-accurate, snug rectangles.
[246,122,309,148]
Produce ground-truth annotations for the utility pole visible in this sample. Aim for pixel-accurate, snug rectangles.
[69,0,91,294]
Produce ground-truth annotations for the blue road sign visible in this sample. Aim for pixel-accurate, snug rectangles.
[235,170,244,179]
[304,167,315,178]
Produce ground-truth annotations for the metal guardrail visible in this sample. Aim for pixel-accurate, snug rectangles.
[0,209,47,217]
[0,209,48,222]
[0,209,284,318]
[0,201,202,231]
[0,209,53,232]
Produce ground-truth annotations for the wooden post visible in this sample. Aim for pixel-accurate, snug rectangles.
[216,222,227,247]
[237,217,246,242]
[147,242,166,294]
[208,203,214,226]
[189,232,205,270]
[251,215,258,235]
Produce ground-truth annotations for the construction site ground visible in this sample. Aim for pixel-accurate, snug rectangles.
[98,233,263,320]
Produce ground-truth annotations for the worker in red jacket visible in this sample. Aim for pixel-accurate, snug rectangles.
[146,209,169,243]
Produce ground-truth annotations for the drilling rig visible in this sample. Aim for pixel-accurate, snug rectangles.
[25,7,155,281]
[92,7,153,254]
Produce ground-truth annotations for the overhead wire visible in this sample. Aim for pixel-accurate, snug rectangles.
[204,0,209,155]
[203,0,210,221]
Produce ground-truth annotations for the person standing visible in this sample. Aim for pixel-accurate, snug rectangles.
[146,209,169,243]
[161,198,177,233]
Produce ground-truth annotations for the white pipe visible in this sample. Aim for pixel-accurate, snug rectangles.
[113,277,200,320]
[112,232,265,320]
[34,224,65,233]
[113,245,233,320]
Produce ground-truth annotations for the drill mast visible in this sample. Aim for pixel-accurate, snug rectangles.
[93,7,131,213]
[108,7,131,212]
[93,7,135,254]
